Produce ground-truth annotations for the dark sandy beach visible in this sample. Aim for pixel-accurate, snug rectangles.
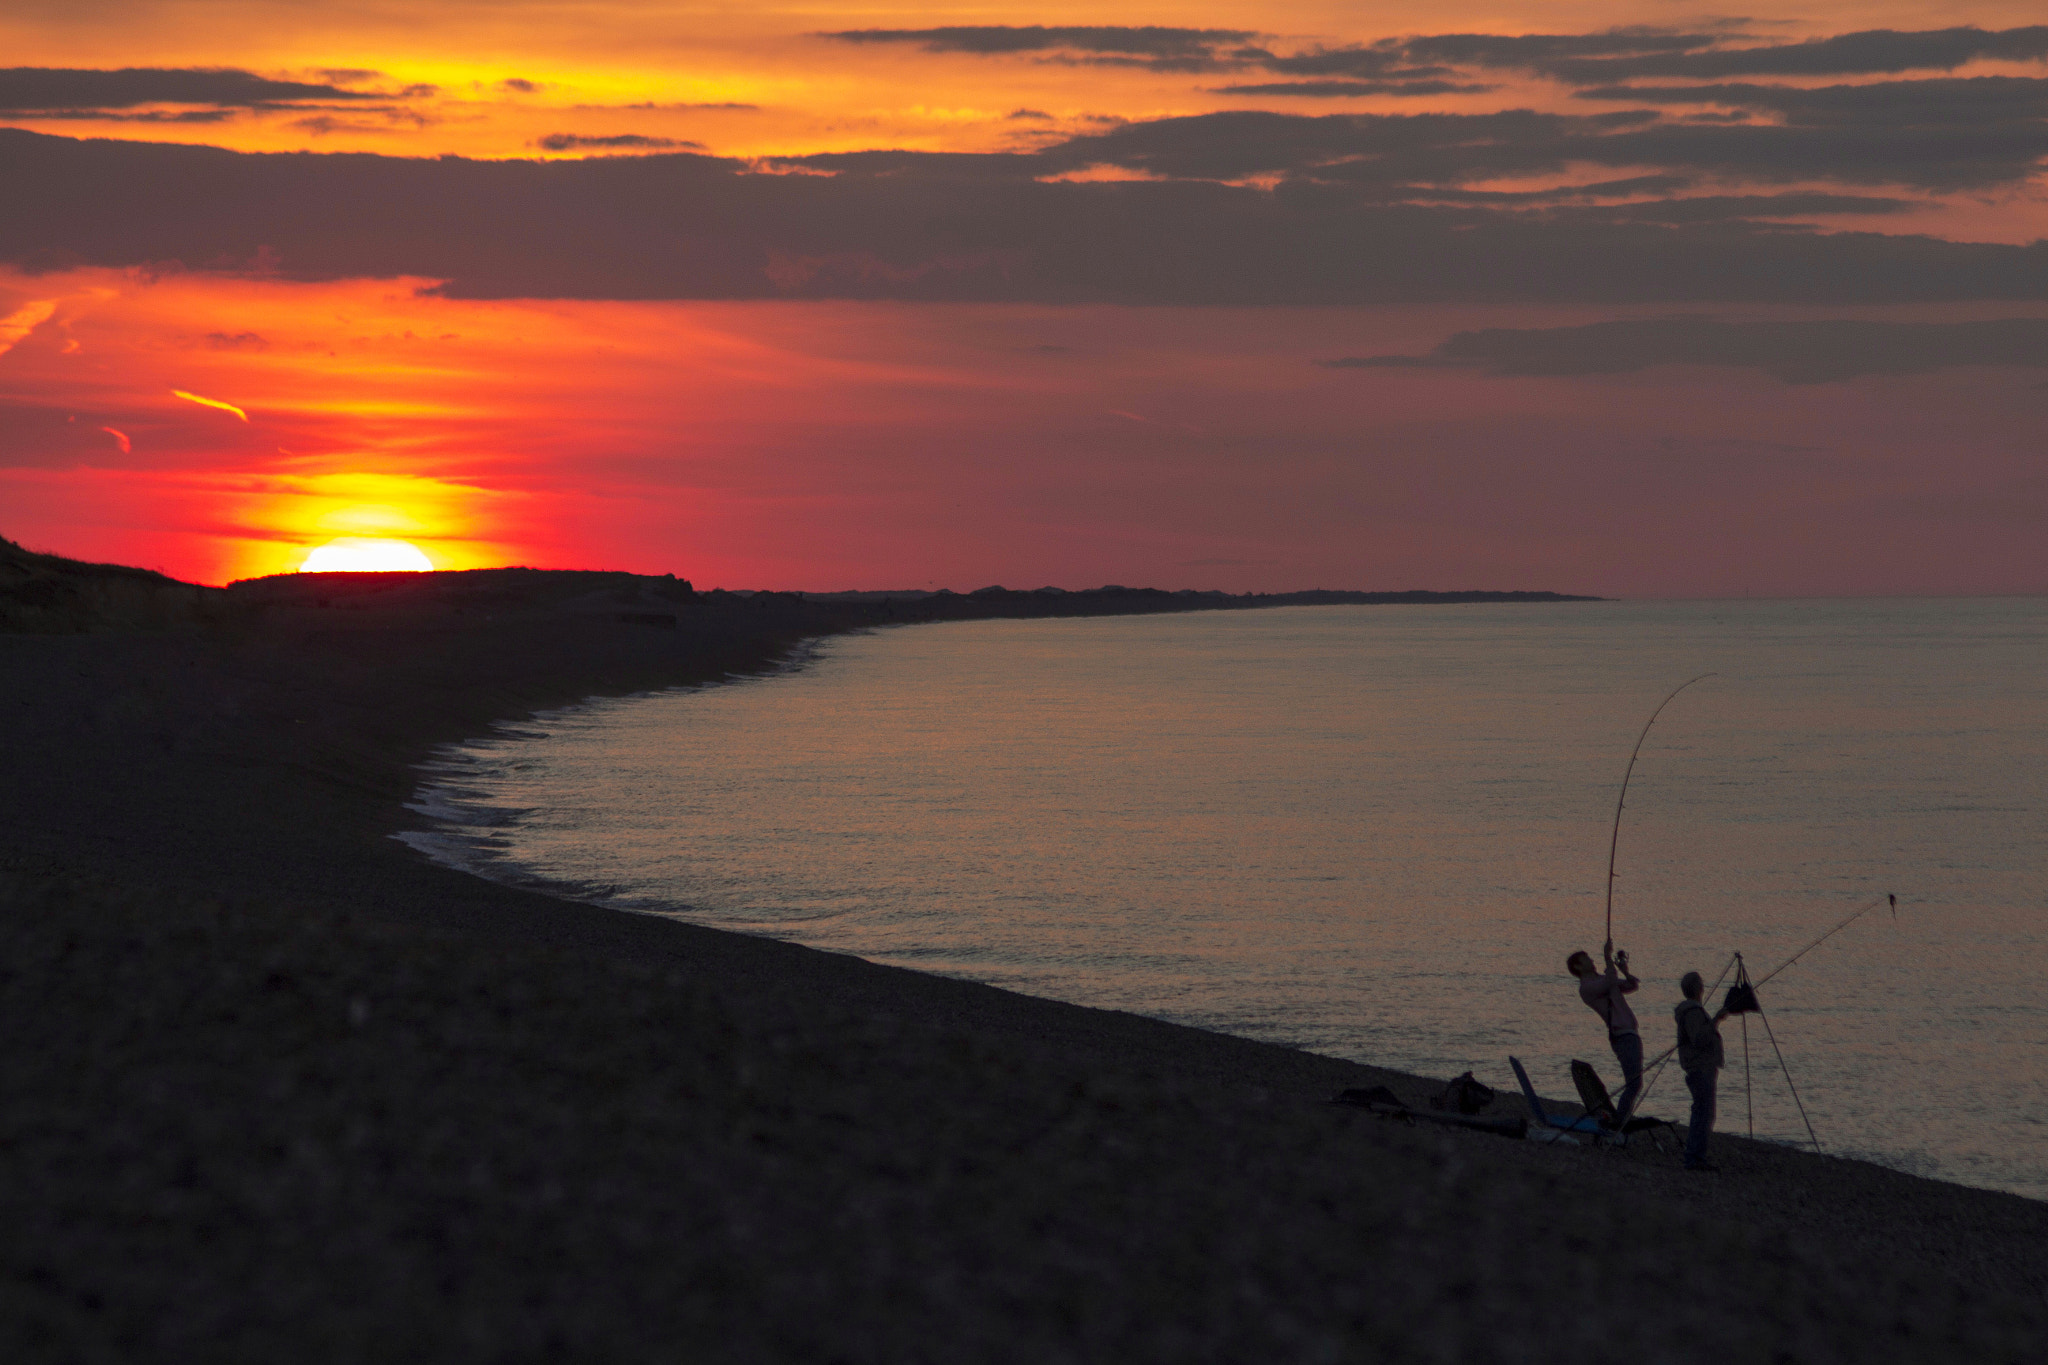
[2,552,2044,1362]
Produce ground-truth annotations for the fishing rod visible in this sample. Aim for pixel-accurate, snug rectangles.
[1755,894,1896,988]
[1702,894,1896,1149]
[1604,673,1714,947]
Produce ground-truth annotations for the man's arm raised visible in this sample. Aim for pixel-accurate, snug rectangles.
[1615,948,1639,992]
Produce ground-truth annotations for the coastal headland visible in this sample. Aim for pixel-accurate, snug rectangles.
[3,538,2043,1362]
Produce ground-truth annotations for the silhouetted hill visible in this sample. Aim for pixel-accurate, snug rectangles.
[225,565,701,624]
[3,534,1599,637]
[223,565,1599,630]
[0,536,226,634]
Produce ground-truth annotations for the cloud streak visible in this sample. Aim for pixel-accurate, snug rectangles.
[1212,80,1494,99]
[820,25,1271,73]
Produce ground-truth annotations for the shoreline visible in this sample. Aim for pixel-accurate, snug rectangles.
[391,613,2042,1205]
[3,567,2045,1359]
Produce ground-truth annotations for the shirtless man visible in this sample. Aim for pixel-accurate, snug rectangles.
[1567,940,1642,1119]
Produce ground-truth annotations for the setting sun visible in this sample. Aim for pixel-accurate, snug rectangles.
[299,537,435,573]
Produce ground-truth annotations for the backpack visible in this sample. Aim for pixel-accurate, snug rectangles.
[1429,1071,1496,1115]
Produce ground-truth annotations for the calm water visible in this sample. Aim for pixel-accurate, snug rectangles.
[401,600,2047,1198]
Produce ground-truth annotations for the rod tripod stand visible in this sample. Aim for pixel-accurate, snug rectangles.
[1625,953,1823,1153]
[1724,954,1823,1151]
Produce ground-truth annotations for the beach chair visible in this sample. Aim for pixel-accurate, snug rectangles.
[1507,1056,1605,1144]
[1569,1059,1676,1151]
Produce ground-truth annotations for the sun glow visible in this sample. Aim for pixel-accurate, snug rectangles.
[299,537,436,573]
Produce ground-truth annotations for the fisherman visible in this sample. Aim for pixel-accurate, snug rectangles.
[1675,971,1731,1171]
[1567,940,1643,1119]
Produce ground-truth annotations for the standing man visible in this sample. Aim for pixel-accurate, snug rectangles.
[1675,971,1730,1171]
[1567,940,1642,1119]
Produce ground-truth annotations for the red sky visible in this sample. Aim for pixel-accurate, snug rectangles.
[3,2,2046,593]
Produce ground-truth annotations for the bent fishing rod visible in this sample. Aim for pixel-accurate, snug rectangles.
[1604,673,1714,946]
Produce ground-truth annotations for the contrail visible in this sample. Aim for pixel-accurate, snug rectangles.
[171,389,249,422]
[99,426,131,454]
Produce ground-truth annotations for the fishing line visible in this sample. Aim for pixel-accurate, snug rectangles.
[1604,673,1714,946]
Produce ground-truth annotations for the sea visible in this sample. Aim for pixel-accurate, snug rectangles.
[399,598,2047,1199]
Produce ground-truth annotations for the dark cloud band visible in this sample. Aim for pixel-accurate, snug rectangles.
[1535,26,2048,84]
[1571,76,2048,127]
[5,130,2045,307]
[1213,81,1494,99]
[1033,108,2048,192]
[535,134,701,152]
[1327,317,2048,382]
[0,67,384,112]
[811,24,2048,85]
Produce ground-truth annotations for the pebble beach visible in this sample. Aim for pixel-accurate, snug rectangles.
[3,555,2044,1362]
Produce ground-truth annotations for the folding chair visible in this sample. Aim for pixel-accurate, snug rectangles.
[1507,1056,1604,1144]
[1569,1059,1677,1151]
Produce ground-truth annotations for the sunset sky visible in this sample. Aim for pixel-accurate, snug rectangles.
[3,2,2045,594]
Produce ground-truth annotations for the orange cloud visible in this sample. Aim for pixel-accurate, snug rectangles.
[0,300,56,355]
